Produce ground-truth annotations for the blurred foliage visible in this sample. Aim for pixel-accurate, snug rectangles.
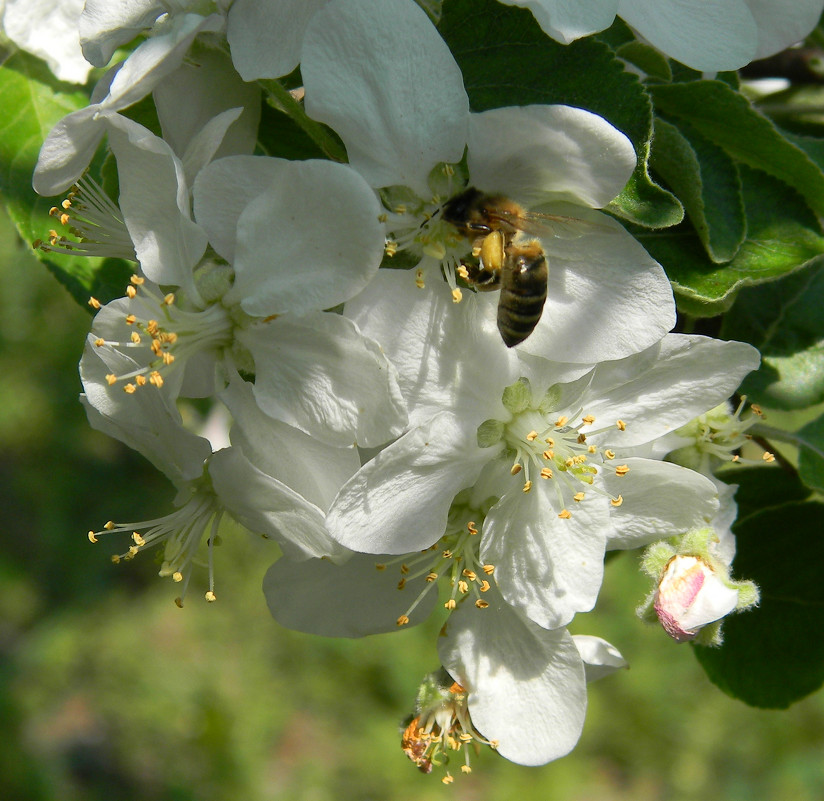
[1,205,824,800]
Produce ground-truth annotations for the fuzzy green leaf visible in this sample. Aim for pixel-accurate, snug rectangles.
[796,414,824,493]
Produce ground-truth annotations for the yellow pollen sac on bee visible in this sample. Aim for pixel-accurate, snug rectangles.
[526,430,539,441]
[89,296,102,310]
[763,452,776,462]
[573,492,585,502]
[522,480,532,493]
[558,509,572,519]
[452,288,463,303]
[540,467,553,479]
[615,464,630,477]
[205,591,217,602]
[616,419,627,431]
[610,495,624,507]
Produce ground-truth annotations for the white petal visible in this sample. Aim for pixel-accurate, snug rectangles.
[496,0,618,43]
[33,106,103,196]
[80,339,211,484]
[748,0,824,60]
[208,447,344,561]
[345,271,520,425]
[581,335,761,447]
[603,458,719,549]
[220,373,359,511]
[224,159,384,315]
[327,412,492,554]
[227,0,330,80]
[518,212,675,363]
[104,114,207,295]
[153,46,260,167]
[263,552,439,637]
[301,0,469,195]
[482,481,607,628]
[468,106,636,209]
[79,0,165,67]
[618,0,756,71]
[573,635,628,682]
[439,596,587,766]
[238,312,407,448]
[193,155,284,262]
[4,0,92,83]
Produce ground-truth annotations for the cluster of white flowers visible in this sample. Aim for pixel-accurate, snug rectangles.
[23,0,815,779]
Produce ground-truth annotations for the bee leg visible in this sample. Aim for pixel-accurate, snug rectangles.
[461,259,500,291]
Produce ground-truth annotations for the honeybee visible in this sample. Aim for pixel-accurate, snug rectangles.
[441,187,602,348]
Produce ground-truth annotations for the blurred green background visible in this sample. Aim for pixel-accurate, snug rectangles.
[1,205,823,801]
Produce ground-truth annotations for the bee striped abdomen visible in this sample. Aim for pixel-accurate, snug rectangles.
[497,238,548,348]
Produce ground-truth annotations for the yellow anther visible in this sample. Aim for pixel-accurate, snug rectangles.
[545,437,554,446]
[615,464,630,476]
[543,449,554,460]
[604,449,616,459]
[146,320,159,335]
[395,204,407,215]
[94,337,105,347]
[462,569,477,580]
[384,240,398,257]
[132,532,145,547]
[205,591,217,602]
[573,492,585,502]
[458,580,469,593]
[540,467,553,479]
[173,571,184,583]
[555,415,568,427]
[452,287,463,303]
[483,564,495,575]
[763,452,775,462]
[582,415,595,425]
[751,404,763,416]
[558,509,572,519]
[397,615,410,626]
[510,463,522,475]
[174,597,184,608]
[616,419,627,431]
[135,375,147,386]
[126,285,137,299]
[111,554,121,564]
[123,383,136,394]
[475,600,489,609]
[732,454,740,462]
[444,599,457,610]
[461,766,472,774]
[163,293,175,305]
[88,531,98,543]
[588,445,597,453]
[522,480,532,493]
[127,545,139,557]
[415,269,425,289]
[610,495,624,507]
[149,371,164,387]
[442,776,454,785]
[577,433,587,443]
[130,275,145,286]
[397,578,406,590]
[442,549,453,559]
[375,563,386,570]
[130,331,141,344]
[457,264,469,279]
[426,572,438,582]
[89,296,101,310]
[467,521,478,534]
[125,314,136,325]
[400,564,409,575]
[104,521,116,530]
[526,430,539,441]
[479,580,490,592]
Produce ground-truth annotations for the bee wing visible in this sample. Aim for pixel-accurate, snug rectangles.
[518,211,617,240]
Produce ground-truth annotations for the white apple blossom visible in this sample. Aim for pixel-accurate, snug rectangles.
[300,0,675,364]
[83,114,405,447]
[498,0,824,72]
[2,0,91,84]
[329,275,761,630]
[81,344,354,604]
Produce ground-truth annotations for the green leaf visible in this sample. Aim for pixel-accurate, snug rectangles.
[439,0,682,228]
[693,501,824,709]
[721,262,824,409]
[257,100,327,161]
[652,80,824,217]
[796,413,824,493]
[615,41,672,82]
[714,465,811,523]
[651,117,745,262]
[635,165,824,317]
[0,53,130,308]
